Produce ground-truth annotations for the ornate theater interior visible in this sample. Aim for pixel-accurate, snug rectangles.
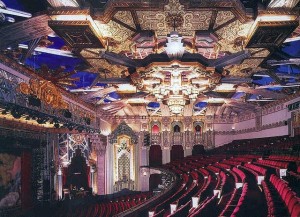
[0,0,300,216]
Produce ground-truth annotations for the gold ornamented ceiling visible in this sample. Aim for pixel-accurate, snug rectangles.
[2,0,300,117]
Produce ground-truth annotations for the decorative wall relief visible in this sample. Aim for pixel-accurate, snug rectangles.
[18,79,68,109]
[162,131,170,148]
[183,116,192,130]
[89,134,107,157]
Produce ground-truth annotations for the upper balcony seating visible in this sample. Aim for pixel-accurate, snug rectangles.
[255,159,291,170]
[232,156,258,163]
[176,181,198,206]
[210,135,299,155]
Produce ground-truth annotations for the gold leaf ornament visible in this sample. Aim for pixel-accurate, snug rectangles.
[18,82,30,95]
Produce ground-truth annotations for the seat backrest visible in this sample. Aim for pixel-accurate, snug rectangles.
[291,203,300,217]
[288,197,299,214]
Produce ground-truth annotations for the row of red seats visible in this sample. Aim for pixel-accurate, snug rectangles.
[231,183,249,217]
[256,159,290,169]
[151,157,226,216]
[269,175,300,217]
[232,167,246,183]
[219,184,248,217]
[289,166,300,180]
[215,162,232,170]
[207,165,221,174]
[243,163,268,176]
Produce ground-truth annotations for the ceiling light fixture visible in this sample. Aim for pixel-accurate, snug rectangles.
[165,13,185,60]
[165,31,185,59]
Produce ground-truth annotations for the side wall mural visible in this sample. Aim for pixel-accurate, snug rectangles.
[0,153,21,208]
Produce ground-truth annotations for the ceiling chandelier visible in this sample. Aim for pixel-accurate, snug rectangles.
[165,13,185,60]
[165,31,185,60]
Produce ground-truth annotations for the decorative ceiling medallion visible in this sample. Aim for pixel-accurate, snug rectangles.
[246,21,299,48]
[165,13,184,29]
[48,20,105,48]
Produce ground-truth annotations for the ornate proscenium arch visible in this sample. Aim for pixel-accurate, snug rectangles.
[109,121,138,144]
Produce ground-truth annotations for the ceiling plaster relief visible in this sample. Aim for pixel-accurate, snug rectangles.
[0,0,299,132]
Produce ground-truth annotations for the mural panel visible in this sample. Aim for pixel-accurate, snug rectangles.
[0,153,21,208]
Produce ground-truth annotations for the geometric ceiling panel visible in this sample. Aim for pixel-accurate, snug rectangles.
[214,11,235,29]
[48,20,105,49]
[246,21,299,48]
[113,11,136,30]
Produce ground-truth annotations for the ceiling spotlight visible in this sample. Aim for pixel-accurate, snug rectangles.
[67,125,74,131]
[11,109,22,119]
[63,109,72,118]
[54,123,60,128]
[77,126,84,133]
